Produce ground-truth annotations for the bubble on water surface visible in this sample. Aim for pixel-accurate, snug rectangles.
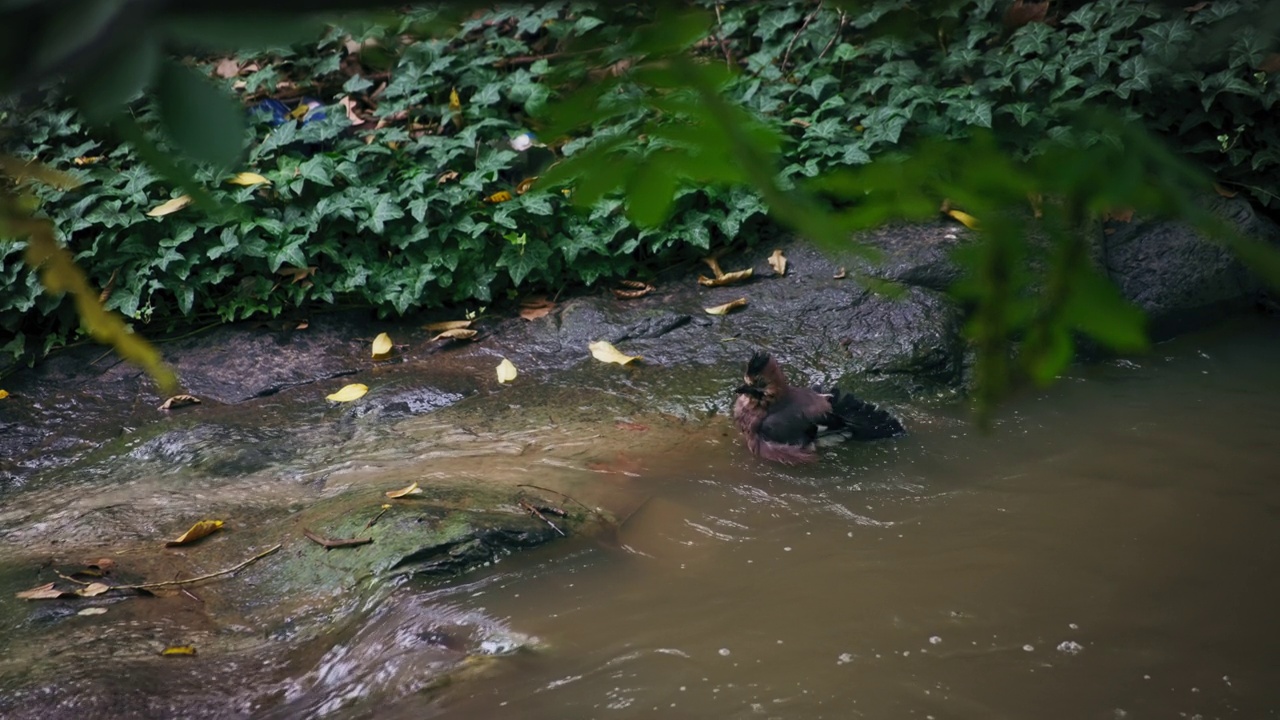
[1056,641,1084,655]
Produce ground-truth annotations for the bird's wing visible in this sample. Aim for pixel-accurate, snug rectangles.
[758,389,831,445]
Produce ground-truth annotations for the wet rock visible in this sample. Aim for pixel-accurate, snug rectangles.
[836,286,965,387]
[165,315,369,404]
[854,221,971,291]
[1104,196,1280,336]
[126,423,294,476]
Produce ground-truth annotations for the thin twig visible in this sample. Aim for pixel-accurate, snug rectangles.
[781,1,823,72]
[816,10,848,64]
[713,4,735,69]
[118,544,282,590]
[363,505,390,530]
[52,569,93,586]
[519,499,566,537]
[516,483,608,523]
[303,529,374,550]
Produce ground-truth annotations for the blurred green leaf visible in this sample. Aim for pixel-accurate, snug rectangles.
[155,59,245,167]
[626,155,679,227]
[70,34,160,123]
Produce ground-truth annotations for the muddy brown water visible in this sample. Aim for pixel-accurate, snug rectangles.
[393,319,1279,720]
[5,318,1280,719]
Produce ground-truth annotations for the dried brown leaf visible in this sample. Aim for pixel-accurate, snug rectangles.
[98,268,118,304]
[424,319,472,332]
[158,394,201,411]
[214,58,241,78]
[1183,1,1209,11]
[146,195,192,218]
[432,328,478,341]
[276,266,317,284]
[77,607,108,616]
[698,268,753,287]
[519,304,554,320]
[589,341,642,365]
[1213,182,1238,198]
[519,297,556,320]
[833,267,847,280]
[16,582,67,600]
[705,297,748,315]
[1004,0,1049,29]
[386,481,422,498]
[77,582,111,597]
[496,358,518,383]
[613,283,654,299]
[339,96,363,124]
[945,208,980,229]
[701,256,725,279]
[165,520,225,547]
[326,384,368,402]
[437,170,460,185]
[768,249,787,276]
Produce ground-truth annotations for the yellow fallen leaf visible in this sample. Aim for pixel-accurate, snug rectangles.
[227,172,271,187]
[161,645,197,656]
[705,297,748,315]
[77,582,111,597]
[385,481,422,498]
[157,394,200,411]
[768,249,787,276]
[589,340,642,366]
[424,319,472,332]
[0,389,8,399]
[146,195,192,217]
[484,190,513,203]
[945,208,979,229]
[166,519,224,547]
[701,256,725,279]
[73,155,105,166]
[372,332,393,358]
[77,607,108,616]
[432,328,477,341]
[697,268,753,287]
[449,87,462,112]
[326,383,369,402]
[16,582,66,600]
[496,358,518,383]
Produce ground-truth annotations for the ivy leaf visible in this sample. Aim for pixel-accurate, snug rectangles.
[497,240,552,286]
[359,194,404,234]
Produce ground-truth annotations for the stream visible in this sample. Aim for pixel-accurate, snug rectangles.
[397,319,1280,719]
[3,318,1279,719]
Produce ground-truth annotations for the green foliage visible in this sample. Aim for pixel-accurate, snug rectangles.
[2,0,1279,419]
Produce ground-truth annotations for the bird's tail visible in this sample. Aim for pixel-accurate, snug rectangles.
[820,387,904,440]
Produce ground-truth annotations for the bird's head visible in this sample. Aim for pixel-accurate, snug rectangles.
[744,351,772,389]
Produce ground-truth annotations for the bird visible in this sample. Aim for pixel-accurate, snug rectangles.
[732,351,904,464]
